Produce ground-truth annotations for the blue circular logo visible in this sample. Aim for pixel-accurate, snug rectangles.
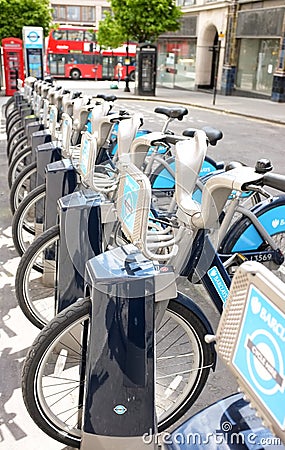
[28,31,39,42]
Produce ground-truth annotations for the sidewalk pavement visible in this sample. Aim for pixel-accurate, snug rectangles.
[124,85,285,126]
[1,82,285,125]
[144,86,285,126]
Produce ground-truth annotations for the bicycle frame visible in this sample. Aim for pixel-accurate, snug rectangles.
[219,195,285,267]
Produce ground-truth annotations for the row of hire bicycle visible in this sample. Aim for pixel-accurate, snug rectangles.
[4,75,285,448]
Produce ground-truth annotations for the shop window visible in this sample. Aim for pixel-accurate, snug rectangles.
[82,6,95,22]
[51,5,66,20]
[157,39,196,90]
[52,5,58,20]
[177,0,195,5]
[236,38,279,94]
[59,6,66,19]
[67,6,80,21]
[102,7,112,20]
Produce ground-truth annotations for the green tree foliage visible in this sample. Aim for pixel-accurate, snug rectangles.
[0,0,52,41]
[98,0,182,46]
[97,13,126,49]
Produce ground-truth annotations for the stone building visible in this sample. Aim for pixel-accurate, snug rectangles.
[157,0,285,101]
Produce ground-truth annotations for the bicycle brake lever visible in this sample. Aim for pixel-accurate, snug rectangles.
[243,184,273,200]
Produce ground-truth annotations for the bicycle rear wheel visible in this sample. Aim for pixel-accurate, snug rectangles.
[7,116,22,138]
[15,225,59,328]
[8,146,32,188]
[8,135,28,164]
[12,183,46,255]
[4,97,16,118]
[22,296,213,447]
[7,126,25,153]
[9,162,37,213]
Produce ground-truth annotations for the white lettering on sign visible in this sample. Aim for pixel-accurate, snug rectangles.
[56,45,69,50]
[260,307,285,342]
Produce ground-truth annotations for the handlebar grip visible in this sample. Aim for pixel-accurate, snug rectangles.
[263,173,285,192]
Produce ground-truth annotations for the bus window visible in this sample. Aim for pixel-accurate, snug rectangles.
[102,56,116,78]
[67,54,96,65]
[48,54,66,75]
[52,30,67,40]
[84,30,96,42]
[68,30,84,41]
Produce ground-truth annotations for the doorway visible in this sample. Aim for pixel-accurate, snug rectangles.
[197,25,218,89]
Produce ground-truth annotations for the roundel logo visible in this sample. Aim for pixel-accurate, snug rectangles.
[27,31,39,42]
[113,404,127,415]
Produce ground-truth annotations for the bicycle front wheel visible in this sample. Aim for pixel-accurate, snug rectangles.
[22,296,213,447]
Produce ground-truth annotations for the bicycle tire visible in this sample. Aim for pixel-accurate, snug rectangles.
[8,135,28,165]
[6,110,20,130]
[7,126,25,155]
[9,162,37,213]
[15,224,59,328]
[5,105,17,121]
[4,97,16,118]
[22,296,212,447]
[7,116,22,138]
[7,124,24,145]
[8,146,32,188]
[12,184,46,256]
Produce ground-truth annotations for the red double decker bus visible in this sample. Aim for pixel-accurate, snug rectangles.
[46,27,137,81]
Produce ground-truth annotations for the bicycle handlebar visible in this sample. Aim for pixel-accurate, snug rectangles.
[262,173,285,192]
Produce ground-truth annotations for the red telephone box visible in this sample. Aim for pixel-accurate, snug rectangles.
[2,37,25,96]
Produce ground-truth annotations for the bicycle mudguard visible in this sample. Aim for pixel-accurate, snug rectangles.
[150,156,222,190]
[220,195,285,253]
[175,291,217,370]
[110,128,150,156]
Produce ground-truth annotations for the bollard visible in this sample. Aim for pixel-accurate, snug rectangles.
[56,189,103,312]
[81,244,176,450]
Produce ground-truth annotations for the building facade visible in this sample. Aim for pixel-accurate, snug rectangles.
[157,0,285,101]
[50,0,111,29]
[49,0,285,101]
[234,0,285,100]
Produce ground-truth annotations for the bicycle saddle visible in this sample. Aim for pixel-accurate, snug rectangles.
[183,126,223,146]
[71,91,82,99]
[96,94,117,102]
[154,106,188,120]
